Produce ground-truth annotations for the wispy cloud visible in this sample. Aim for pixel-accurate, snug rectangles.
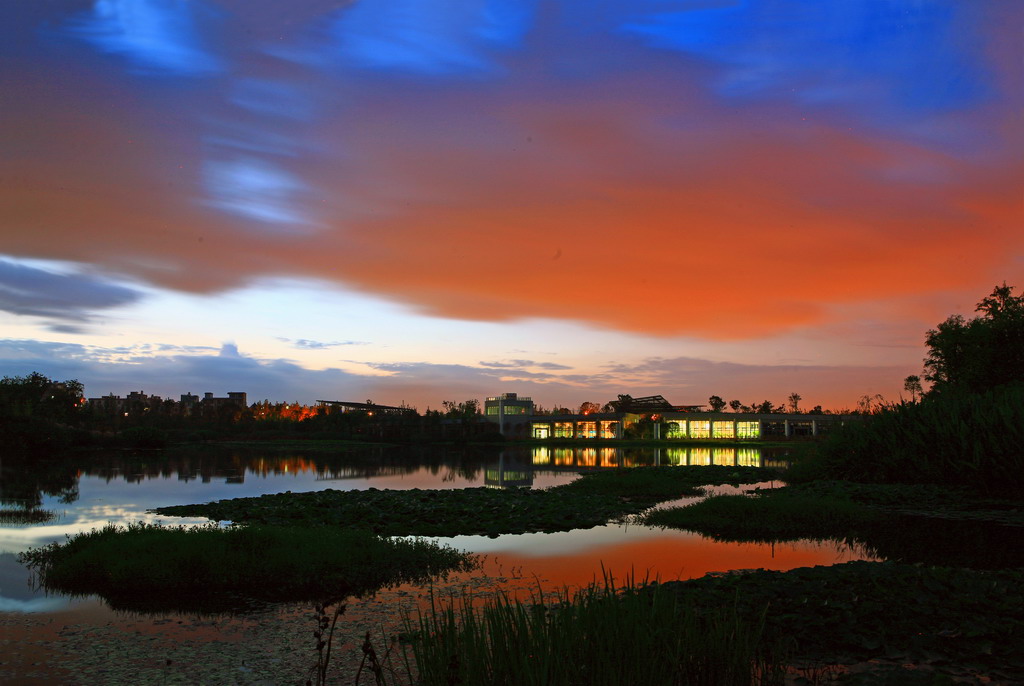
[62,0,224,77]
[322,0,534,76]
[478,359,573,370]
[280,338,370,350]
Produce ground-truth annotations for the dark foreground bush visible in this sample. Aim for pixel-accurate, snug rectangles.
[807,385,1024,495]
[19,523,476,613]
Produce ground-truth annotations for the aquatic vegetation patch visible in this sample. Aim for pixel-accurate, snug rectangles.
[643,491,883,542]
[154,487,647,536]
[406,574,786,686]
[779,480,1024,527]
[152,466,781,536]
[653,561,1024,682]
[18,522,476,613]
[644,482,1024,569]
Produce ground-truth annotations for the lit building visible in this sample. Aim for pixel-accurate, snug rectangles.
[522,394,854,441]
[483,393,535,437]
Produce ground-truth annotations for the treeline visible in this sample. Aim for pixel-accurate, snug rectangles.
[0,375,504,452]
[806,283,1024,496]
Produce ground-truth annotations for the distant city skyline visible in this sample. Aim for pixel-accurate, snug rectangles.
[2,1,1021,413]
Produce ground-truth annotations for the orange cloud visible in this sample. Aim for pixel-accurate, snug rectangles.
[2,48,1020,341]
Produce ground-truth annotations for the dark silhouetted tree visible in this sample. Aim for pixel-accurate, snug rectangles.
[924,283,1024,395]
[707,395,726,412]
[903,375,923,403]
[0,372,83,423]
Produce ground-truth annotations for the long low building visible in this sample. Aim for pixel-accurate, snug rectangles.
[483,392,855,439]
[526,411,853,440]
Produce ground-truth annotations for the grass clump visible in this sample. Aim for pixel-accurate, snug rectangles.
[407,575,785,686]
[19,522,476,613]
[643,492,882,542]
[805,386,1024,496]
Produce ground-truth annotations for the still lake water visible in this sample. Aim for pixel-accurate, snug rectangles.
[0,443,872,614]
[6,443,1023,684]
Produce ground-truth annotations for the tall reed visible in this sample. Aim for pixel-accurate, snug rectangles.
[405,574,785,686]
[811,385,1024,495]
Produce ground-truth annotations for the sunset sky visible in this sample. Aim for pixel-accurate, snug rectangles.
[2,0,1021,412]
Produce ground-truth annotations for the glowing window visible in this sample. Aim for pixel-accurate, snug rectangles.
[576,421,597,439]
[554,422,574,438]
[600,421,619,439]
[713,421,735,439]
[532,424,551,440]
[666,421,685,438]
[689,421,711,438]
[737,421,760,439]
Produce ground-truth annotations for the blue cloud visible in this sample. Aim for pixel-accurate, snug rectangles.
[0,259,143,322]
[326,0,535,76]
[202,157,313,229]
[620,1,989,116]
[228,78,314,121]
[63,0,223,76]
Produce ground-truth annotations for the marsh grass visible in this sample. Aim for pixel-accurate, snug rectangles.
[405,574,786,686]
[643,492,882,542]
[809,386,1024,495]
[19,522,477,613]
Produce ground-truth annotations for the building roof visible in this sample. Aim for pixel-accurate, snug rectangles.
[608,394,703,413]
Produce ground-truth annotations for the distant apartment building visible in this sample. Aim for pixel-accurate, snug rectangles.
[200,391,248,409]
[87,390,163,416]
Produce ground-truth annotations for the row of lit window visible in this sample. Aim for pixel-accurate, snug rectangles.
[666,421,761,439]
[486,405,530,415]
[532,420,760,440]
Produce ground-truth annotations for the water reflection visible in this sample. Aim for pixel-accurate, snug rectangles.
[483,445,794,488]
[2,443,1015,620]
[2,444,794,516]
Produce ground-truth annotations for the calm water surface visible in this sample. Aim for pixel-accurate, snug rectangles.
[0,443,869,614]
